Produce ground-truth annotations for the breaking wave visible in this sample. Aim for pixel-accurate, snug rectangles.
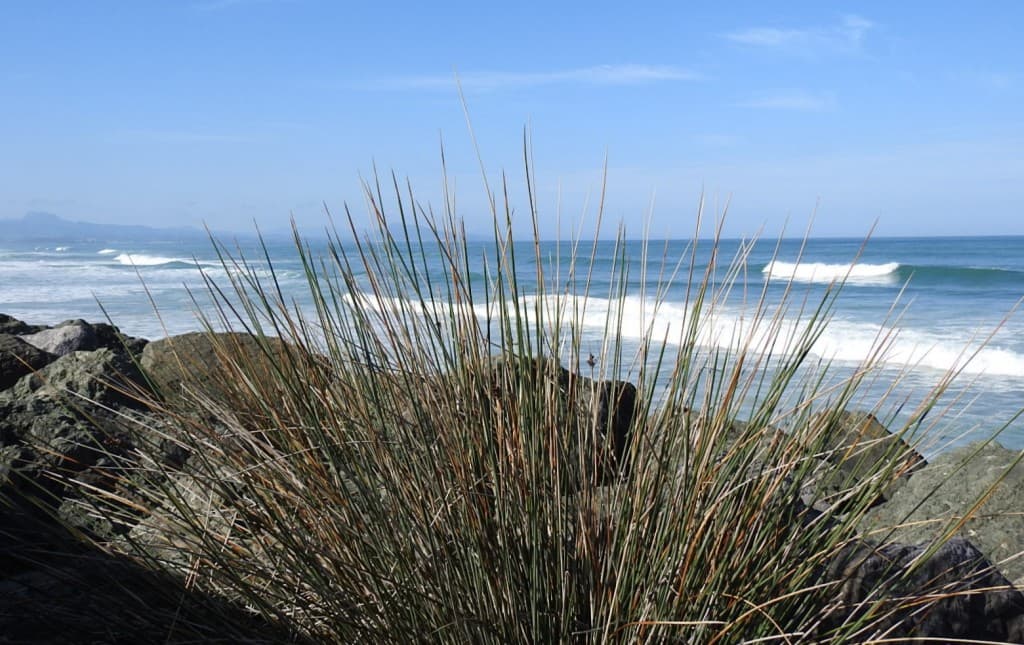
[114,253,201,267]
[763,261,900,284]
[343,291,1024,378]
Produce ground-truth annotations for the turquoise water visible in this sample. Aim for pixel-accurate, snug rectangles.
[2,233,1022,451]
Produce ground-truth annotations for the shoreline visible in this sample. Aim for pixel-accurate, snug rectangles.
[3,312,1024,640]
[4,307,1020,453]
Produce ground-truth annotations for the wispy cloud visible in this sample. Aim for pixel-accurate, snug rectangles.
[369,64,702,91]
[725,15,873,55]
[738,91,836,111]
[727,27,803,47]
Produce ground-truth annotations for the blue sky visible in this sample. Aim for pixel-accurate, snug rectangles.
[1,1,1021,239]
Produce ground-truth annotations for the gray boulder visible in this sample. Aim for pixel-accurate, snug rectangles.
[0,348,151,503]
[0,340,200,552]
[19,318,147,357]
[20,319,99,355]
[0,334,56,390]
[5,346,149,409]
[140,331,305,403]
[860,440,1024,587]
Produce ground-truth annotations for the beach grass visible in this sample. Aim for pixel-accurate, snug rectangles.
[61,165,1019,643]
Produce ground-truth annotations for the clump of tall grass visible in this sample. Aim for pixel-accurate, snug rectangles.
[74,167,1012,642]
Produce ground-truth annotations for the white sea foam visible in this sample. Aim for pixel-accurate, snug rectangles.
[55,246,70,252]
[814,318,1024,377]
[342,290,1024,379]
[763,260,900,284]
[98,248,118,255]
[114,253,192,266]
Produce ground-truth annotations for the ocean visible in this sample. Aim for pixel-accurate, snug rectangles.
[2,232,1022,453]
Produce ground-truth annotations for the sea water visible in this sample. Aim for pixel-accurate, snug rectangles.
[1,233,1021,452]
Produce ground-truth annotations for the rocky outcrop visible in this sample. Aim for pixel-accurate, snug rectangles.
[140,330,318,404]
[0,318,154,541]
[0,315,300,642]
[860,440,1024,587]
[676,407,1024,640]
[803,410,926,510]
[0,313,45,335]
[1,316,147,506]
[20,317,148,357]
[0,510,306,643]
[1,312,1022,642]
[0,333,56,390]
[823,537,1024,640]
[0,348,147,505]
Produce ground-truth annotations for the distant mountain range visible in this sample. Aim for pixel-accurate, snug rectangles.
[0,212,209,242]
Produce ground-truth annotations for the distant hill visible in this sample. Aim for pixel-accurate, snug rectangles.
[0,212,206,242]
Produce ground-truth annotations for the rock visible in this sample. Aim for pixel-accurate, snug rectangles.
[0,444,21,489]
[0,508,303,643]
[117,464,242,570]
[6,346,149,409]
[0,313,45,335]
[19,318,147,357]
[803,410,925,509]
[718,418,789,459]
[825,537,1024,641]
[586,376,637,479]
[486,356,637,485]
[860,440,1024,586]
[0,324,307,642]
[141,331,304,404]
[20,319,99,355]
[0,333,56,390]
[0,348,151,508]
[1,368,183,542]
